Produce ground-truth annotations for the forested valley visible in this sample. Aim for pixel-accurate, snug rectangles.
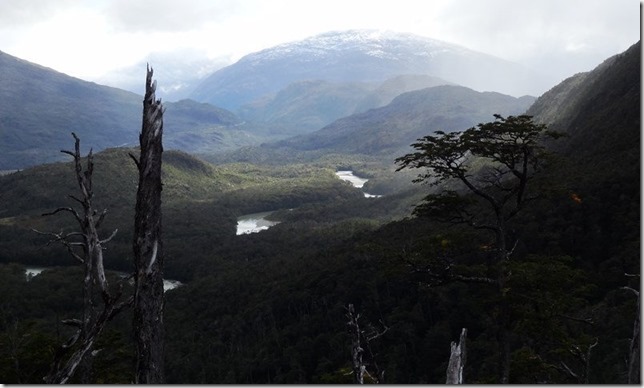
[0,40,640,384]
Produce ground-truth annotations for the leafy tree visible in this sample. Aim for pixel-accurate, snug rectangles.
[396,114,562,383]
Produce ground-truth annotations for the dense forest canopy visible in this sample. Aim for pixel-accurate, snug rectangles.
[0,40,639,383]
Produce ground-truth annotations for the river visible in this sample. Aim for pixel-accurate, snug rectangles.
[25,266,182,292]
[234,171,382,235]
[236,211,280,235]
[335,170,382,198]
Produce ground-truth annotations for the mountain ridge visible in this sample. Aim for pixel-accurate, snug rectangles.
[190,29,550,110]
[0,50,250,169]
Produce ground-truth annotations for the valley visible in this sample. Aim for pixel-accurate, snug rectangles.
[0,29,639,384]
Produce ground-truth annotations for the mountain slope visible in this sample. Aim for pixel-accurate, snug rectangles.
[190,29,550,111]
[237,74,454,137]
[528,40,640,167]
[526,40,640,281]
[237,80,377,135]
[273,85,535,158]
[353,74,454,113]
[0,51,246,170]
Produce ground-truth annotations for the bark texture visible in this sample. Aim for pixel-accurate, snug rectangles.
[37,134,131,384]
[346,304,366,384]
[446,328,467,384]
[627,288,640,384]
[132,65,165,384]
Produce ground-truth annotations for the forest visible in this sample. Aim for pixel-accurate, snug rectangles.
[0,41,640,384]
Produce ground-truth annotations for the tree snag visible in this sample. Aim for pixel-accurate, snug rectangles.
[131,65,165,384]
[345,304,388,384]
[622,285,640,384]
[34,133,132,384]
[446,328,467,384]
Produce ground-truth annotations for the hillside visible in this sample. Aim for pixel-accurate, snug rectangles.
[0,40,640,384]
[528,40,640,171]
[0,145,374,278]
[237,80,378,135]
[190,29,549,111]
[236,74,454,137]
[160,41,642,384]
[0,51,248,170]
[259,85,535,160]
[353,74,454,113]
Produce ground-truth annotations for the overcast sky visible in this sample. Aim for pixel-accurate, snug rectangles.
[0,0,639,96]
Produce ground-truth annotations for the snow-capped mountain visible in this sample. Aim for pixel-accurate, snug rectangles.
[190,29,552,110]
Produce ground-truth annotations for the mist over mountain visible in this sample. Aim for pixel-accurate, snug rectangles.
[353,74,454,113]
[236,74,454,136]
[0,19,640,383]
[207,84,535,168]
[96,49,229,101]
[189,30,551,111]
[528,40,640,176]
[266,85,536,159]
[0,50,250,170]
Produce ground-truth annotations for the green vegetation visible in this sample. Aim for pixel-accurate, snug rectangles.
[0,42,639,383]
[0,50,261,170]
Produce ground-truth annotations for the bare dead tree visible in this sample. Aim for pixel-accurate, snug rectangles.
[622,284,640,384]
[446,328,467,384]
[345,304,388,384]
[130,65,165,384]
[346,304,366,384]
[34,133,132,384]
[551,338,598,384]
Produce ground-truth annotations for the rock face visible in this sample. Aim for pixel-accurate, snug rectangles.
[190,29,550,110]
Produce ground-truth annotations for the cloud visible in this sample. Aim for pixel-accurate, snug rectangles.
[429,0,639,79]
[0,0,637,89]
[103,0,244,33]
[0,0,77,27]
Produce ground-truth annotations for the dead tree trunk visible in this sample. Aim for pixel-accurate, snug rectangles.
[35,133,132,384]
[345,304,388,384]
[623,286,640,384]
[346,304,366,384]
[131,65,165,384]
[446,328,467,384]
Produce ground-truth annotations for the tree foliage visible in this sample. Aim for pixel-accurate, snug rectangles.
[396,114,562,230]
[396,115,569,383]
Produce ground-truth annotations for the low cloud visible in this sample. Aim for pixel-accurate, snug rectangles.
[0,0,77,27]
[103,0,244,33]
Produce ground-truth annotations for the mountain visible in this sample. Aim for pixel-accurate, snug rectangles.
[0,50,247,170]
[237,74,453,137]
[237,80,378,135]
[267,85,535,159]
[353,74,454,113]
[190,29,550,111]
[0,41,640,385]
[528,40,640,168]
[525,40,640,287]
[95,49,229,101]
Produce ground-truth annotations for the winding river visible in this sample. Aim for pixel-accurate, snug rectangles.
[25,267,182,292]
[236,211,280,235]
[234,171,381,235]
[335,170,382,198]
[24,173,382,281]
